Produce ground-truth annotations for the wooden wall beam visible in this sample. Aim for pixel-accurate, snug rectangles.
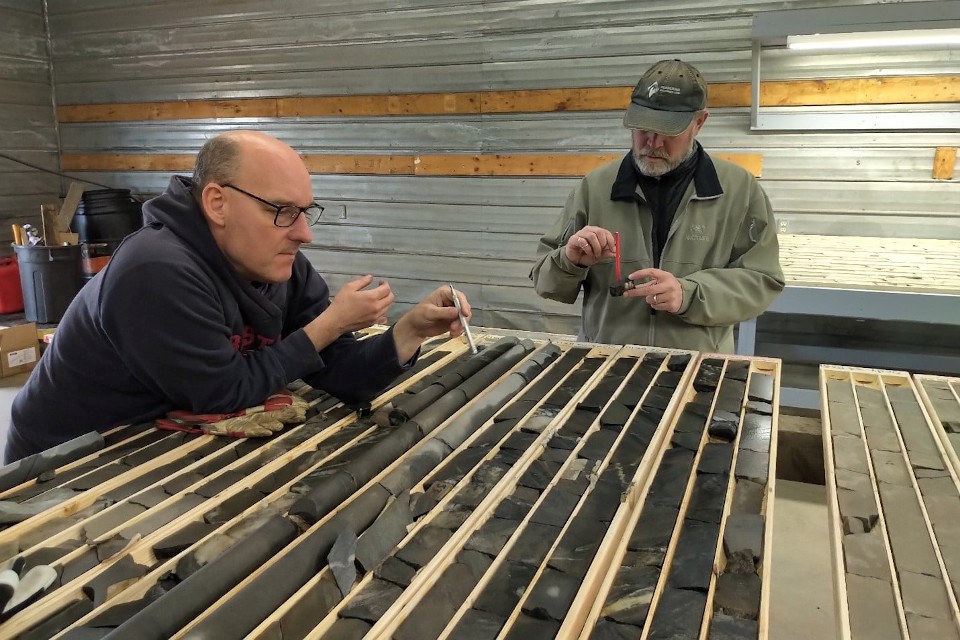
[61,154,195,172]
[56,76,960,122]
[62,152,764,177]
[278,92,480,117]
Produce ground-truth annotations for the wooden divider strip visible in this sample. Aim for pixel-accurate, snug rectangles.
[62,152,763,177]
[56,76,960,123]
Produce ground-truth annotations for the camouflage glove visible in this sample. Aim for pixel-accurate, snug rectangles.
[157,390,309,438]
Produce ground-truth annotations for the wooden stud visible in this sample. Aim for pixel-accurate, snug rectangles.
[933,147,957,180]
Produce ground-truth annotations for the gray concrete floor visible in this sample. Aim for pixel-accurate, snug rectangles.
[769,480,838,640]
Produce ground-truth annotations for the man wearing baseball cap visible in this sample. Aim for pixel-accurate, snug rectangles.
[531,59,784,352]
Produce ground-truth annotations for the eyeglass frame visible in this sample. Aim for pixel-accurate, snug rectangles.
[221,183,324,228]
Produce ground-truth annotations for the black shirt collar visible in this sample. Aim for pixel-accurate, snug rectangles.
[610,141,723,202]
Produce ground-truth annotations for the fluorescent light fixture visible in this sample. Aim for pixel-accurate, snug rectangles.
[787,28,960,50]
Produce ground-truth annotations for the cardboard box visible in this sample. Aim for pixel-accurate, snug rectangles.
[0,323,40,377]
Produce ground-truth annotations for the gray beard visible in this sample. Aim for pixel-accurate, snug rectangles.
[633,139,696,177]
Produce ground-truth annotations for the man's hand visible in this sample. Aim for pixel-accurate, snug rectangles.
[325,275,393,332]
[625,267,683,314]
[392,286,471,362]
[564,225,616,267]
[303,275,393,351]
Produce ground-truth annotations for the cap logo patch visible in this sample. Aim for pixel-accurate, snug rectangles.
[647,81,684,99]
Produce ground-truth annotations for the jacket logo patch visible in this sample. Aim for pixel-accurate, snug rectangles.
[230,325,277,351]
[685,223,709,242]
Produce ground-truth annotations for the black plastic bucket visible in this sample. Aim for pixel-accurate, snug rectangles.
[12,244,83,323]
[72,189,143,244]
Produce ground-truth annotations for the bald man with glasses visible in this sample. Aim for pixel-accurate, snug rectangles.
[6,130,471,462]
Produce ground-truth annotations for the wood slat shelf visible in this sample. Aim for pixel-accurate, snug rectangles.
[915,375,960,484]
[779,235,960,294]
[820,365,960,640]
[579,354,780,640]
[0,332,782,640]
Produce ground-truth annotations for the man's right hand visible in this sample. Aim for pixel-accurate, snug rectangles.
[303,275,394,351]
[325,275,394,333]
[564,225,616,267]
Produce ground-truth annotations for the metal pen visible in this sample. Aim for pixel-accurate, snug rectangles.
[448,284,478,354]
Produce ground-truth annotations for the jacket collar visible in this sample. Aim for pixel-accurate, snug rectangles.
[610,142,724,202]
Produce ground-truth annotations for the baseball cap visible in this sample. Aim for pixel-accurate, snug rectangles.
[622,59,708,136]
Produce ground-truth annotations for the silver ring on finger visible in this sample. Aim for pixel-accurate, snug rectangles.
[653,294,658,304]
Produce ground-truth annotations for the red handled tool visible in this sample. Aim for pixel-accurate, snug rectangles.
[614,232,622,282]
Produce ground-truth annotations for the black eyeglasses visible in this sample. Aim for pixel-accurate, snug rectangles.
[222,183,324,228]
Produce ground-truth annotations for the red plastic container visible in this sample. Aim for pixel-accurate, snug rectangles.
[0,257,24,314]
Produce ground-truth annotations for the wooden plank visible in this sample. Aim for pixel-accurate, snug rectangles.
[480,87,631,113]
[933,147,957,181]
[40,204,59,246]
[56,182,84,233]
[819,367,863,640]
[61,154,195,172]
[762,76,960,107]
[302,154,416,175]
[55,76,960,122]
[60,152,763,177]
[56,99,278,122]
[756,359,780,640]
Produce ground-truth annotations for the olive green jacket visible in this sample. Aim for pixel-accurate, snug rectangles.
[530,149,784,353]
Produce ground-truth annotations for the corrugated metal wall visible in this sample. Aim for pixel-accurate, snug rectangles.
[45,0,960,334]
[0,0,59,250]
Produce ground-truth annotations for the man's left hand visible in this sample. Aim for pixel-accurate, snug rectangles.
[392,286,471,362]
[625,268,683,314]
